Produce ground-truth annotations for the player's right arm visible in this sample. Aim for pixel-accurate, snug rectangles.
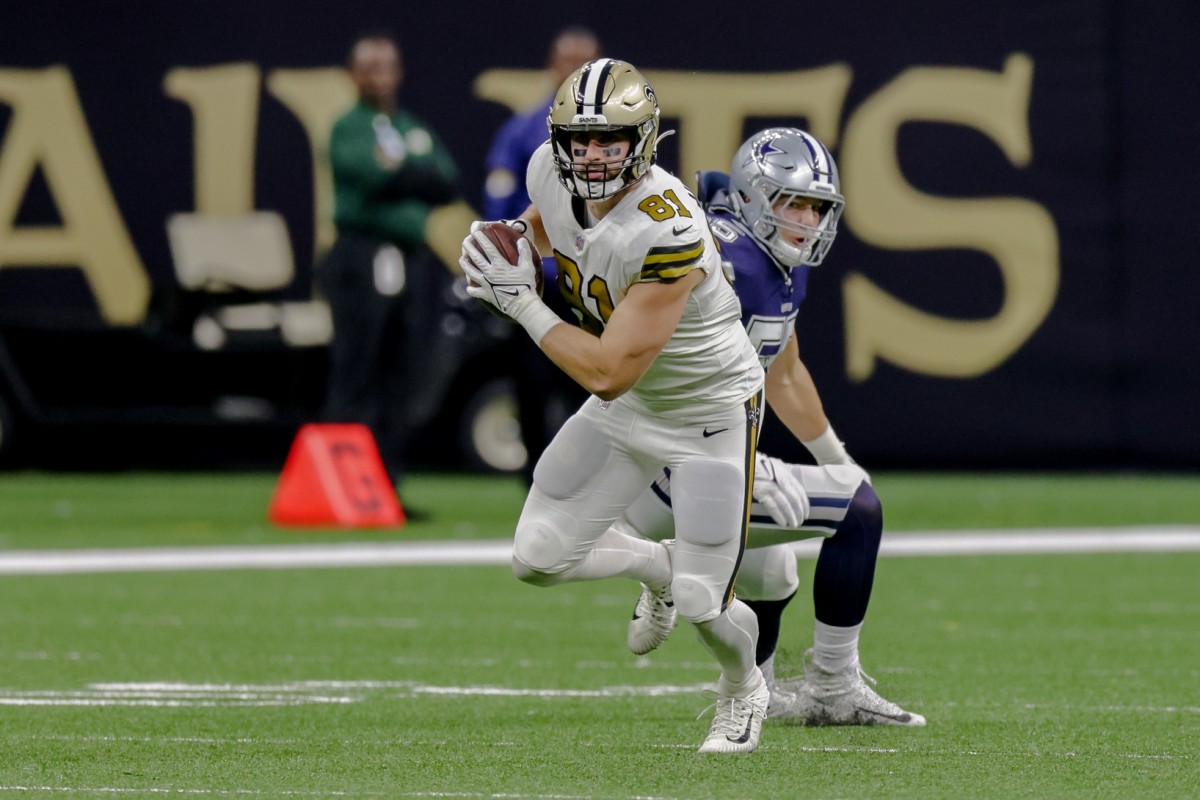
[538,270,703,400]
[764,333,831,443]
[460,215,699,399]
[460,211,696,398]
[765,331,858,469]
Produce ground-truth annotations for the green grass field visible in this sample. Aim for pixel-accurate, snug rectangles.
[0,471,1197,799]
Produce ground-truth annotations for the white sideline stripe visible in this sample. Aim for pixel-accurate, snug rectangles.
[2,679,1197,714]
[0,541,514,575]
[0,790,628,799]
[869,527,1200,557]
[0,682,713,707]
[1,526,1198,575]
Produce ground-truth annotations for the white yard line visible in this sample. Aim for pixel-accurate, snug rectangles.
[0,526,1198,575]
[1,679,1197,714]
[0,681,713,708]
[0,790,630,799]
[869,527,1200,557]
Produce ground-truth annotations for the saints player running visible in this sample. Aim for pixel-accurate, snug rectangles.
[619,128,925,727]
[459,59,770,754]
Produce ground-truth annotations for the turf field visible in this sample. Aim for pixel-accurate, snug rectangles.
[0,472,1197,799]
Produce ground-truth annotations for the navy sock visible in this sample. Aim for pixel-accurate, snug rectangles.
[813,482,883,628]
[743,591,796,665]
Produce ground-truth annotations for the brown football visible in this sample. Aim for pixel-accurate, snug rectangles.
[473,222,545,321]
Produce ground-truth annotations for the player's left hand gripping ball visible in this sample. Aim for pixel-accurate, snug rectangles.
[459,223,544,322]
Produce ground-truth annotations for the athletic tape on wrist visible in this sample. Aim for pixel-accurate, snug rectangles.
[509,292,560,345]
[803,425,851,465]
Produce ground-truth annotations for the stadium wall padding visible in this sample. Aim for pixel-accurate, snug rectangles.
[0,0,1195,468]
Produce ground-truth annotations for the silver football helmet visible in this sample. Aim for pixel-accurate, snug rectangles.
[730,128,845,267]
[547,58,660,200]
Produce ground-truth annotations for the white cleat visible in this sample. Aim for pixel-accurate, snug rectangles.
[774,649,926,727]
[759,654,800,720]
[627,541,676,656]
[697,675,770,754]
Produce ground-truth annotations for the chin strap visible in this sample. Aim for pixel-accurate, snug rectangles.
[572,173,626,200]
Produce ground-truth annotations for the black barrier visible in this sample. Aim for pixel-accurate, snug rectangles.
[0,0,1196,469]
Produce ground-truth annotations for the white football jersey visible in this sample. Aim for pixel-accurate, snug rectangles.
[527,143,764,414]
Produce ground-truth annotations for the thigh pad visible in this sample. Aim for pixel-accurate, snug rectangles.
[532,414,612,499]
[671,460,745,547]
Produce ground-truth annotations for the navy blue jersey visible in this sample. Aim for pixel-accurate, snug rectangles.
[484,97,563,285]
[705,188,811,370]
[483,97,553,220]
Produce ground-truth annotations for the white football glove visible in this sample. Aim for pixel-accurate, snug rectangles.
[459,230,540,319]
[469,218,529,236]
[803,424,871,484]
[753,452,809,528]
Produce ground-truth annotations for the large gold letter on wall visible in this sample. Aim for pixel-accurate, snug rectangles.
[840,53,1059,380]
[164,64,261,214]
[0,67,150,325]
[267,68,357,256]
[473,66,853,190]
[647,67,852,180]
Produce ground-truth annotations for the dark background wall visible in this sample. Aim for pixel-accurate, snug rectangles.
[0,0,1196,470]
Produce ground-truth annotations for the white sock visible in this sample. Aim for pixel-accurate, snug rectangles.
[565,528,670,584]
[694,600,761,696]
[812,620,862,673]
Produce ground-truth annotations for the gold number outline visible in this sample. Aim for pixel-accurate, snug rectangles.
[554,250,615,335]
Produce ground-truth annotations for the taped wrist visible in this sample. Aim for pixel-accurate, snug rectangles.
[803,425,851,465]
[508,291,560,345]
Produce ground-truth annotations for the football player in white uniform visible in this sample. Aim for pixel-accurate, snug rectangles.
[618,128,925,727]
[459,59,770,754]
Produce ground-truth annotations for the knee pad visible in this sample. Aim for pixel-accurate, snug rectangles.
[671,460,745,546]
[532,414,612,499]
[510,554,559,587]
[733,545,799,602]
[672,574,722,623]
[511,498,579,586]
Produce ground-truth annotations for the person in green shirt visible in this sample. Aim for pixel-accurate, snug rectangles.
[318,32,459,498]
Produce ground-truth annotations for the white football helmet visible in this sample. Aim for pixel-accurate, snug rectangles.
[730,128,845,267]
[547,58,660,200]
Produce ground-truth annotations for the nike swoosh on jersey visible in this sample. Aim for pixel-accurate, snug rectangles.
[672,224,693,235]
[702,427,729,438]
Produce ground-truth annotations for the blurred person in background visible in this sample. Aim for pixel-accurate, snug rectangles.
[319,32,460,507]
[480,26,600,485]
[617,128,925,728]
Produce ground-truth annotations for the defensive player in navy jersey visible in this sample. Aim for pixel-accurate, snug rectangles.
[618,128,925,727]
